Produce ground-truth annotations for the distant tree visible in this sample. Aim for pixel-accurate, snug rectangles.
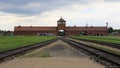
[3,31,7,36]
[113,29,120,34]
[7,30,11,36]
[108,27,113,33]
[0,30,2,36]
[113,29,120,32]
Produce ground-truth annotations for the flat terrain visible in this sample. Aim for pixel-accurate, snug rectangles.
[0,58,104,68]
[72,36,120,45]
[0,36,56,52]
[68,37,120,55]
[0,40,105,68]
[22,40,86,58]
[71,36,120,55]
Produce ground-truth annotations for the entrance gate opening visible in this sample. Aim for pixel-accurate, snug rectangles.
[58,30,65,36]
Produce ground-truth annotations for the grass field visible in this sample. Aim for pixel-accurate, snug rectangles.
[71,36,120,55]
[0,36,56,52]
[71,36,120,45]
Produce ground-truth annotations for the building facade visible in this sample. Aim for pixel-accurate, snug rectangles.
[14,17,108,36]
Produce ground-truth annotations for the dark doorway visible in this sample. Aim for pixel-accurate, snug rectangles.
[58,30,65,36]
[80,31,87,35]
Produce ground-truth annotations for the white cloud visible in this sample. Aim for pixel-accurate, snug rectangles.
[21,3,42,10]
[0,1,120,31]
[0,11,58,31]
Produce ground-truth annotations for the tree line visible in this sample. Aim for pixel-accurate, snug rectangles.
[0,31,14,36]
[108,27,120,35]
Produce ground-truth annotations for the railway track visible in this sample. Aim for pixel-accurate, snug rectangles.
[0,37,120,67]
[0,38,59,62]
[71,37,120,49]
[61,37,120,68]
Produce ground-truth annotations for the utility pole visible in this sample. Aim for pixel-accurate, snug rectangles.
[106,22,109,28]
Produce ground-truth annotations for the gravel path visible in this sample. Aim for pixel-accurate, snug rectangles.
[0,58,104,68]
[22,40,87,58]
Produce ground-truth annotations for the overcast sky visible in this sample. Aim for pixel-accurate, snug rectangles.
[0,0,120,31]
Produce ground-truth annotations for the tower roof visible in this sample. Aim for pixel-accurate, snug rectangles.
[57,17,66,22]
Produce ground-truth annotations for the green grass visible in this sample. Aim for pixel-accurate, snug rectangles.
[22,52,51,58]
[71,36,120,55]
[85,42,120,55]
[0,36,56,52]
[71,36,120,45]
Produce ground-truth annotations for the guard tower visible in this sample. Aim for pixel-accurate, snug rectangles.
[57,17,66,36]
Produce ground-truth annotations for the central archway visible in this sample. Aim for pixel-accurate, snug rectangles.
[58,30,65,36]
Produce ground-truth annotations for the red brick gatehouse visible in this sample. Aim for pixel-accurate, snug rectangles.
[14,17,108,36]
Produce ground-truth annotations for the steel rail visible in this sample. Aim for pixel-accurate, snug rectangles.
[71,37,120,49]
[61,38,120,67]
[0,38,59,62]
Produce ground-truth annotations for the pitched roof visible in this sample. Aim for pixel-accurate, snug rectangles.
[57,17,66,22]
[14,26,57,31]
[66,27,107,31]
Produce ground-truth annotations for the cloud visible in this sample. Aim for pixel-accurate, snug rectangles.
[39,2,120,26]
[0,0,120,15]
[0,0,120,31]
[0,0,105,15]
[0,11,58,31]
[105,0,120,2]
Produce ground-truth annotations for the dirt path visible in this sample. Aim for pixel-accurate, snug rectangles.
[0,40,105,68]
[0,58,104,68]
[22,40,87,58]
